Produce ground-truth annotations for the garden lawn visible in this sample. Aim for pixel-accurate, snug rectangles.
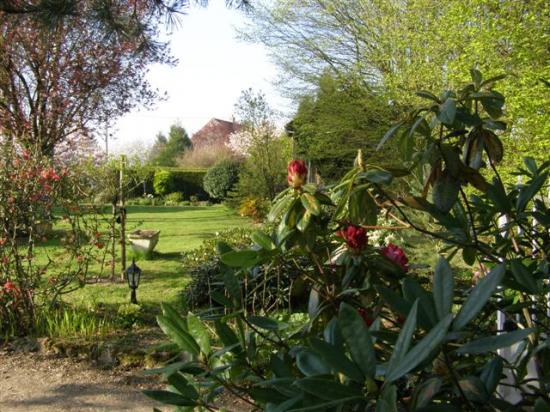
[37,205,251,316]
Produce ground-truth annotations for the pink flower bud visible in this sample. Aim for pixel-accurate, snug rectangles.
[381,243,409,272]
[337,224,368,251]
[287,160,308,189]
[358,308,375,327]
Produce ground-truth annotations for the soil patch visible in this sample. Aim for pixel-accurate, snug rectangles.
[0,352,159,411]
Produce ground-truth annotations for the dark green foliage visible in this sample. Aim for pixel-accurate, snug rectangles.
[149,72,549,412]
[149,124,192,167]
[151,168,208,200]
[289,72,397,180]
[203,160,241,200]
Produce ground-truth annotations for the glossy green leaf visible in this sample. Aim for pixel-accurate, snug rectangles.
[412,377,442,409]
[402,278,438,328]
[338,303,376,379]
[214,320,241,353]
[301,192,321,216]
[416,90,440,103]
[470,68,482,87]
[161,303,188,333]
[516,173,548,212]
[437,98,456,125]
[458,376,489,402]
[309,338,364,383]
[288,396,364,412]
[187,312,210,356]
[432,171,460,213]
[296,349,330,376]
[296,210,312,232]
[267,397,302,412]
[433,257,454,320]
[480,74,506,87]
[510,259,540,294]
[386,314,453,382]
[167,372,199,399]
[251,231,276,250]
[295,376,362,400]
[457,328,534,354]
[268,194,294,222]
[143,390,198,406]
[376,285,412,317]
[479,92,504,118]
[479,357,503,395]
[453,264,505,331]
[220,250,259,268]
[157,314,200,356]
[360,170,393,185]
[377,122,404,150]
[223,271,241,305]
[386,300,418,376]
[248,315,279,330]
[349,187,377,226]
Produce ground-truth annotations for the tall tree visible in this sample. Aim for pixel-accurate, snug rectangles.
[0,7,171,155]
[242,0,550,175]
[230,89,291,200]
[289,72,395,180]
[149,122,191,166]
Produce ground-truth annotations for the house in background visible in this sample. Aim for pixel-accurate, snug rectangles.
[191,118,241,149]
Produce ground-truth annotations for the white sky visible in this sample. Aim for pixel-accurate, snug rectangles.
[110,0,289,154]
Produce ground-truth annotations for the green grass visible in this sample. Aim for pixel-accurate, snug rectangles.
[36,205,250,317]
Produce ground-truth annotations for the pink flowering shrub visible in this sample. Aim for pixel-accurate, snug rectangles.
[0,142,103,335]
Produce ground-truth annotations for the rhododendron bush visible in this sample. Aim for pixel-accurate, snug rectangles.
[147,71,549,410]
[0,141,103,335]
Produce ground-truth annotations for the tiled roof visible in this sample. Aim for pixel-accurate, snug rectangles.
[191,118,242,148]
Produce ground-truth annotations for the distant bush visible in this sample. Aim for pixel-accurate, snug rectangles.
[181,228,253,310]
[203,160,240,200]
[163,192,183,206]
[238,196,270,222]
[151,168,208,200]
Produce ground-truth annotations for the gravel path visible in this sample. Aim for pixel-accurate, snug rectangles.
[0,352,159,412]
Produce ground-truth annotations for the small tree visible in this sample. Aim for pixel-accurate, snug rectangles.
[229,89,292,200]
[149,123,192,166]
[203,160,241,200]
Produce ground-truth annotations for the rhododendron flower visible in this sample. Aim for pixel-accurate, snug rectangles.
[287,160,308,189]
[358,308,375,327]
[337,224,368,251]
[4,281,15,291]
[381,243,409,271]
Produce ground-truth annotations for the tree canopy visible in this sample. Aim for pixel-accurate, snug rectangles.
[149,123,191,166]
[243,0,550,176]
[288,72,396,180]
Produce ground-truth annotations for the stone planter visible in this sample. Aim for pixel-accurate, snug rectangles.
[127,229,160,256]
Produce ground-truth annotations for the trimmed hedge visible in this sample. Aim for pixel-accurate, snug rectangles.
[203,160,241,200]
[152,168,208,200]
[126,167,208,200]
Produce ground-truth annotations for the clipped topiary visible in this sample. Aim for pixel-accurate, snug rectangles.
[203,159,241,200]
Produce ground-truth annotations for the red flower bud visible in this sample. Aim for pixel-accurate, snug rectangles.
[4,280,15,291]
[358,308,375,327]
[381,243,409,272]
[287,160,308,189]
[337,224,368,251]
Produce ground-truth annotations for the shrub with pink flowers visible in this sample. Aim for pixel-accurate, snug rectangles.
[0,141,103,336]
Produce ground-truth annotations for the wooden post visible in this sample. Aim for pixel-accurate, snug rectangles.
[119,155,127,281]
[110,201,116,281]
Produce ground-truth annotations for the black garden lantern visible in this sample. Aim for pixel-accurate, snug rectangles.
[126,258,142,304]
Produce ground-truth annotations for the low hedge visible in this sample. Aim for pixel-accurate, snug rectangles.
[127,167,209,200]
